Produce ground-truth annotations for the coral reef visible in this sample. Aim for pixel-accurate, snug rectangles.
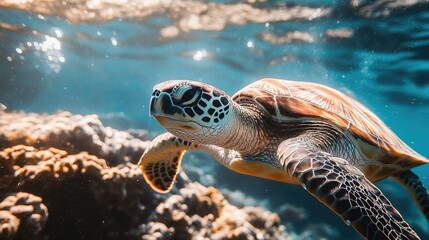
[0,111,295,239]
[0,192,48,240]
[136,182,291,240]
[147,182,290,240]
[0,210,19,240]
[0,111,148,165]
[0,144,155,239]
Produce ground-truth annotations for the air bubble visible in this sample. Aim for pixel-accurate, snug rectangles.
[54,29,63,38]
[345,220,351,226]
[110,37,118,46]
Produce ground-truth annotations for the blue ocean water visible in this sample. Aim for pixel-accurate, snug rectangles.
[1,1,428,239]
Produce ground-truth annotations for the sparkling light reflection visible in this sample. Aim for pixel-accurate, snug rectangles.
[193,49,207,61]
[54,29,63,38]
[28,34,65,73]
[110,37,118,46]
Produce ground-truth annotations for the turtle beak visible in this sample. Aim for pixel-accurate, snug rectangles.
[149,92,201,132]
[149,96,156,117]
[149,92,181,118]
[149,92,168,117]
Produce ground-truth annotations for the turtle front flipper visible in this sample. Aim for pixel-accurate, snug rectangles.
[139,132,243,193]
[392,170,429,221]
[277,138,420,240]
[138,133,191,193]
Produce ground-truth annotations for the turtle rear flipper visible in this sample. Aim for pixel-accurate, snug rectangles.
[392,170,429,221]
[278,137,420,240]
[138,133,188,193]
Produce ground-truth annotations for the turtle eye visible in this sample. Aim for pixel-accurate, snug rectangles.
[175,86,202,106]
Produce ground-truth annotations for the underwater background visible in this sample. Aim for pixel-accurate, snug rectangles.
[0,0,428,239]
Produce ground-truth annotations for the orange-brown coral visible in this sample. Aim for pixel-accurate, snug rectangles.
[0,192,48,240]
[0,111,148,165]
[0,111,294,239]
[0,210,19,240]
[0,144,292,239]
[137,182,292,240]
[0,144,158,239]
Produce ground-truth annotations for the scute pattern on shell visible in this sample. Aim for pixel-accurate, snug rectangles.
[232,78,426,163]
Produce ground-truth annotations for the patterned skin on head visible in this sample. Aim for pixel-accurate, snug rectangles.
[149,80,232,141]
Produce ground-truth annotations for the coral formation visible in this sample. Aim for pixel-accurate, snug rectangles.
[144,182,291,240]
[0,111,148,165]
[0,192,48,240]
[0,144,155,239]
[0,111,295,239]
[0,210,19,240]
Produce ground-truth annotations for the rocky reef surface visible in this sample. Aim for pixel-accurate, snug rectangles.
[0,111,296,240]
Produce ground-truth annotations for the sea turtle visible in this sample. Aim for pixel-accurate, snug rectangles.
[138,78,429,239]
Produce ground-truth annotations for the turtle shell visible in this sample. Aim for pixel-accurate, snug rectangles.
[232,78,427,177]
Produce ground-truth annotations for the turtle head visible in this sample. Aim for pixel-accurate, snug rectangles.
[149,80,232,143]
